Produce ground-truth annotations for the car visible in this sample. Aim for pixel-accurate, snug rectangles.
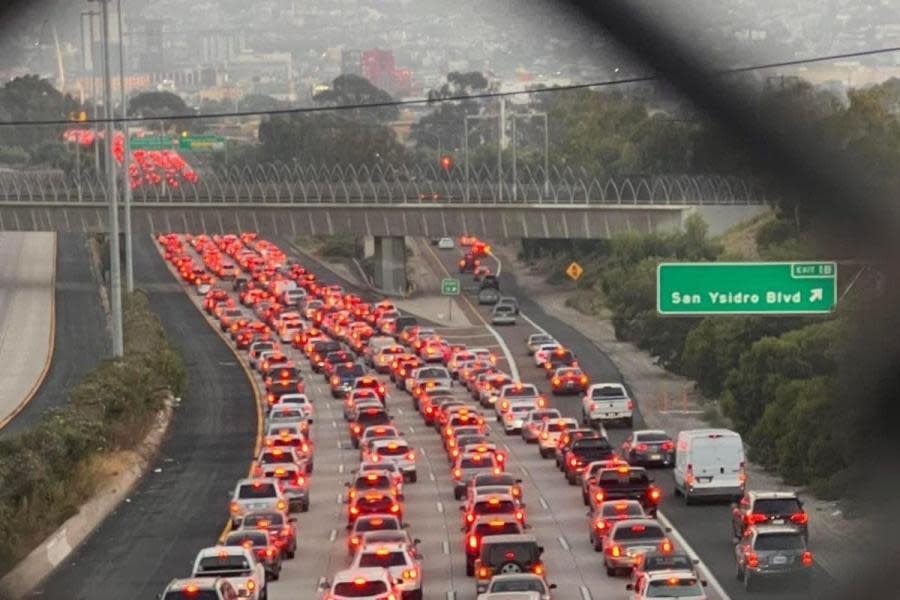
[409,365,453,391]
[358,425,402,448]
[438,237,455,249]
[252,447,309,478]
[330,362,367,397]
[479,574,555,600]
[268,398,313,423]
[581,382,634,428]
[461,493,526,533]
[479,288,501,305]
[525,334,556,356]
[345,470,401,503]
[537,418,579,458]
[473,265,491,282]
[540,348,577,377]
[553,428,597,469]
[229,479,288,528]
[474,535,545,595]
[363,438,418,482]
[626,570,707,600]
[159,578,239,600]
[563,436,616,484]
[259,463,310,512]
[490,304,517,325]
[352,376,389,403]
[467,473,524,504]
[532,344,561,367]
[190,547,266,600]
[500,402,540,434]
[453,452,504,500]
[731,490,808,542]
[357,530,421,558]
[350,542,423,600]
[346,514,404,555]
[734,525,813,592]
[222,529,282,581]
[347,492,403,525]
[589,500,646,551]
[321,567,403,600]
[519,409,562,443]
[480,274,500,290]
[550,367,589,395]
[630,550,698,585]
[586,465,662,516]
[349,406,393,448]
[673,429,745,504]
[621,430,675,467]
[603,519,673,576]
[495,296,519,314]
[241,511,297,559]
[460,253,481,273]
[465,515,525,576]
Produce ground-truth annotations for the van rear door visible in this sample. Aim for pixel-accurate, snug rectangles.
[691,434,743,486]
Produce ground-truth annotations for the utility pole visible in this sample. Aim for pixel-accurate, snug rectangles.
[92,0,124,357]
[116,0,134,292]
[81,11,101,174]
[511,115,517,202]
[510,112,550,201]
[498,97,505,203]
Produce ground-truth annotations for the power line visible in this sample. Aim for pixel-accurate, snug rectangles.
[1,45,899,127]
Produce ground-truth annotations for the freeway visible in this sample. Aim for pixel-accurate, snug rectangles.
[31,234,256,599]
[0,232,55,432]
[0,233,109,437]
[423,240,834,600]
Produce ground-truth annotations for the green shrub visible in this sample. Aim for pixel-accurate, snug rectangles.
[0,291,185,574]
[754,217,796,250]
[315,234,361,259]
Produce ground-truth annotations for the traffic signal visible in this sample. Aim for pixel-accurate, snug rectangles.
[440,155,453,170]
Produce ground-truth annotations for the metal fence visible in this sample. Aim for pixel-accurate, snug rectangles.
[0,162,766,206]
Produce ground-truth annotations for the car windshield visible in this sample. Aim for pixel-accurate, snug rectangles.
[332,581,388,597]
[164,591,220,600]
[646,578,703,597]
[461,457,493,469]
[546,422,571,432]
[358,411,389,424]
[491,579,544,593]
[377,443,409,456]
[355,475,390,488]
[598,470,650,484]
[486,543,536,564]
[505,386,538,397]
[358,551,409,568]
[476,500,515,513]
[592,385,626,398]
[602,503,645,517]
[612,524,665,540]
[644,554,694,571]
[244,513,283,527]
[419,368,448,378]
[356,518,399,532]
[573,438,612,450]
[754,498,803,515]
[238,483,277,499]
[755,533,805,551]
[636,433,671,443]
[336,364,365,377]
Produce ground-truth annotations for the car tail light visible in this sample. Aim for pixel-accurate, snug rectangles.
[349,535,361,547]
[230,501,240,514]
[659,539,673,554]
[685,464,695,487]
[594,491,605,503]
[746,513,768,524]
[515,510,525,522]
[607,544,622,558]
[746,552,759,568]
[790,512,809,525]
[738,461,747,484]
[661,441,674,451]
[281,527,292,537]
[648,487,662,503]
[506,413,514,422]
[580,376,588,384]
[589,402,597,412]
[296,475,306,486]
[402,568,418,581]
[390,504,400,513]
[626,399,634,410]
[569,457,579,467]
[801,551,813,566]
[468,534,479,550]
[265,547,276,557]
[465,513,475,524]
[635,443,649,452]
[406,451,416,461]
[552,377,561,386]
[245,579,256,592]
[349,506,360,516]
[594,519,609,531]
[276,500,286,511]
[540,432,549,440]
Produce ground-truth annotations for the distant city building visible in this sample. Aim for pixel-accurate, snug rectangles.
[362,49,395,92]
[341,49,362,76]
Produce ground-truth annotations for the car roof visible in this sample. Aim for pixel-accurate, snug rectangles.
[752,524,806,536]
[610,518,660,530]
[358,541,410,553]
[645,569,700,581]
[196,546,249,559]
[481,534,538,545]
[165,578,221,591]
[633,429,668,436]
[370,438,408,448]
[748,490,799,500]
[332,567,392,583]
[236,477,278,487]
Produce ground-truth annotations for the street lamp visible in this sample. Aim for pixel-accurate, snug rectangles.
[509,112,550,200]
[116,0,134,292]
[464,112,503,203]
[88,0,124,357]
[80,10,101,173]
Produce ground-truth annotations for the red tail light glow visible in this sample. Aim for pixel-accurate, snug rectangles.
[801,551,813,566]
[790,512,809,525]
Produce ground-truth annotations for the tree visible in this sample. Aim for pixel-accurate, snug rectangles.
[238,94,284,113]
[313,74,398,123]
[0,75,81,152]
[410,72,490,160]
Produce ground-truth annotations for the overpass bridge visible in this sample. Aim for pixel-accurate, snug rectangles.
[0,163,768,293]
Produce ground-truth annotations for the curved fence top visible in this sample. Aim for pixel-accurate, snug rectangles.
[0,162,767,206]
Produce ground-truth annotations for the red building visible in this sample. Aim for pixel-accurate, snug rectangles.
[362,49,395,92]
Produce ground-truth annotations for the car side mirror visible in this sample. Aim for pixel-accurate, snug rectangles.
[701,581,708,587]
[538,546,545,555]
[414,538,421,544]
[692,559,700,565]
[625,584,634,591]
[289,517,298,523]
[665,527,672,532]
[515,478,522,484]
[318,580,331,590]
[549,583,557,590]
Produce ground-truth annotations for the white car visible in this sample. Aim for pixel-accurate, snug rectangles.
[191,546,266,600]
[520,409,562,443]
[495,383,542,420]
[581,382,633,428]
[501,401,539,434]
[533,344,561,367]
[350,543,423,599]
[363,438,418,483]
[322,567,404,600]
[525,333,556,355]
[537,417,579,458]
[626,570,707,599]
[268,396,313,420]
[478,573,555,600]
[229,478,288,528]
[438,237,455,249]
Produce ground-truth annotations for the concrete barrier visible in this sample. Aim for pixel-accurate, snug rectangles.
[0,397,174,600]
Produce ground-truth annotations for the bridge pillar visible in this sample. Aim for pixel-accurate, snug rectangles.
[373,236,408,296]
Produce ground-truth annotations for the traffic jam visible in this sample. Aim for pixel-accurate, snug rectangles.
[154,232,816,600]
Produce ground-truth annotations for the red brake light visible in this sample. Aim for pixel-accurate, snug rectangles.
[790,512,809,525]
[801,550,813,567]
[468,534,478,549]
[746,551,759,568]
[608,544,621,557]
[648,487,662,503]
[746,513,769,524]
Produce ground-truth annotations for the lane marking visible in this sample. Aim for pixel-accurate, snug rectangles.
[336,440,342,449]
[442,541,450,555]
[657,510,731,600]
[397,407,404,415]
[420,446,427,456]
[520,466,528,475]
[558,535,570,551]
[329,529,337,542]
[436,501,444,513]
[408,426,415,434]
[336,493,343,505]
[539,497,550,510]
[446,590,455,600]
[331,420,337,429]
[317,577,328,591]
[428,471,436,482]
[338,464,344,474]
[580,585,593,600]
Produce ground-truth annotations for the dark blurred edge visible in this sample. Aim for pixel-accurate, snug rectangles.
[557,1,900,597]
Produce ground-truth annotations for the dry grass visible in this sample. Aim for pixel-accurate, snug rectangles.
[716,209,776,260]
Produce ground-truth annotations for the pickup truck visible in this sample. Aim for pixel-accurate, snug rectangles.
[586,465,662,516]
[581,382,633,428]
[562,436,616,484]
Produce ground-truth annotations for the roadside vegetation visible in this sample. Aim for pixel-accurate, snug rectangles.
[0,292,186,574]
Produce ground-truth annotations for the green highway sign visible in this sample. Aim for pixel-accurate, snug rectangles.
[178,135,226,151]
[442,278,460,296]
[657,262,837,315]
[130,136,174,150]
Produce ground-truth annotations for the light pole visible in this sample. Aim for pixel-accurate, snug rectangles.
[464,113,503,204]
[116,0,134,292]
[90,0,124,357]
[81,10,101,174]
[509,112,550,200]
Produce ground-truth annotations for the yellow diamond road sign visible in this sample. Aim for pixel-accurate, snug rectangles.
[566,262,584,281]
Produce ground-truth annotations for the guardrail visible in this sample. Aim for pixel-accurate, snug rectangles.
[0,162,767,206]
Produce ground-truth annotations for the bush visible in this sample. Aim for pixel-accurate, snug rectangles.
[754,217,796,250]
[316,234,360,259]
[0,291,184,574]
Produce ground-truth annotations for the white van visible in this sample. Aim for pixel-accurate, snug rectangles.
[673,428,745,504]
[274,279,299,297]
[283,287,307,306]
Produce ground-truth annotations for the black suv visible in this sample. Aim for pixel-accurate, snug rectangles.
[474,534,545,594]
